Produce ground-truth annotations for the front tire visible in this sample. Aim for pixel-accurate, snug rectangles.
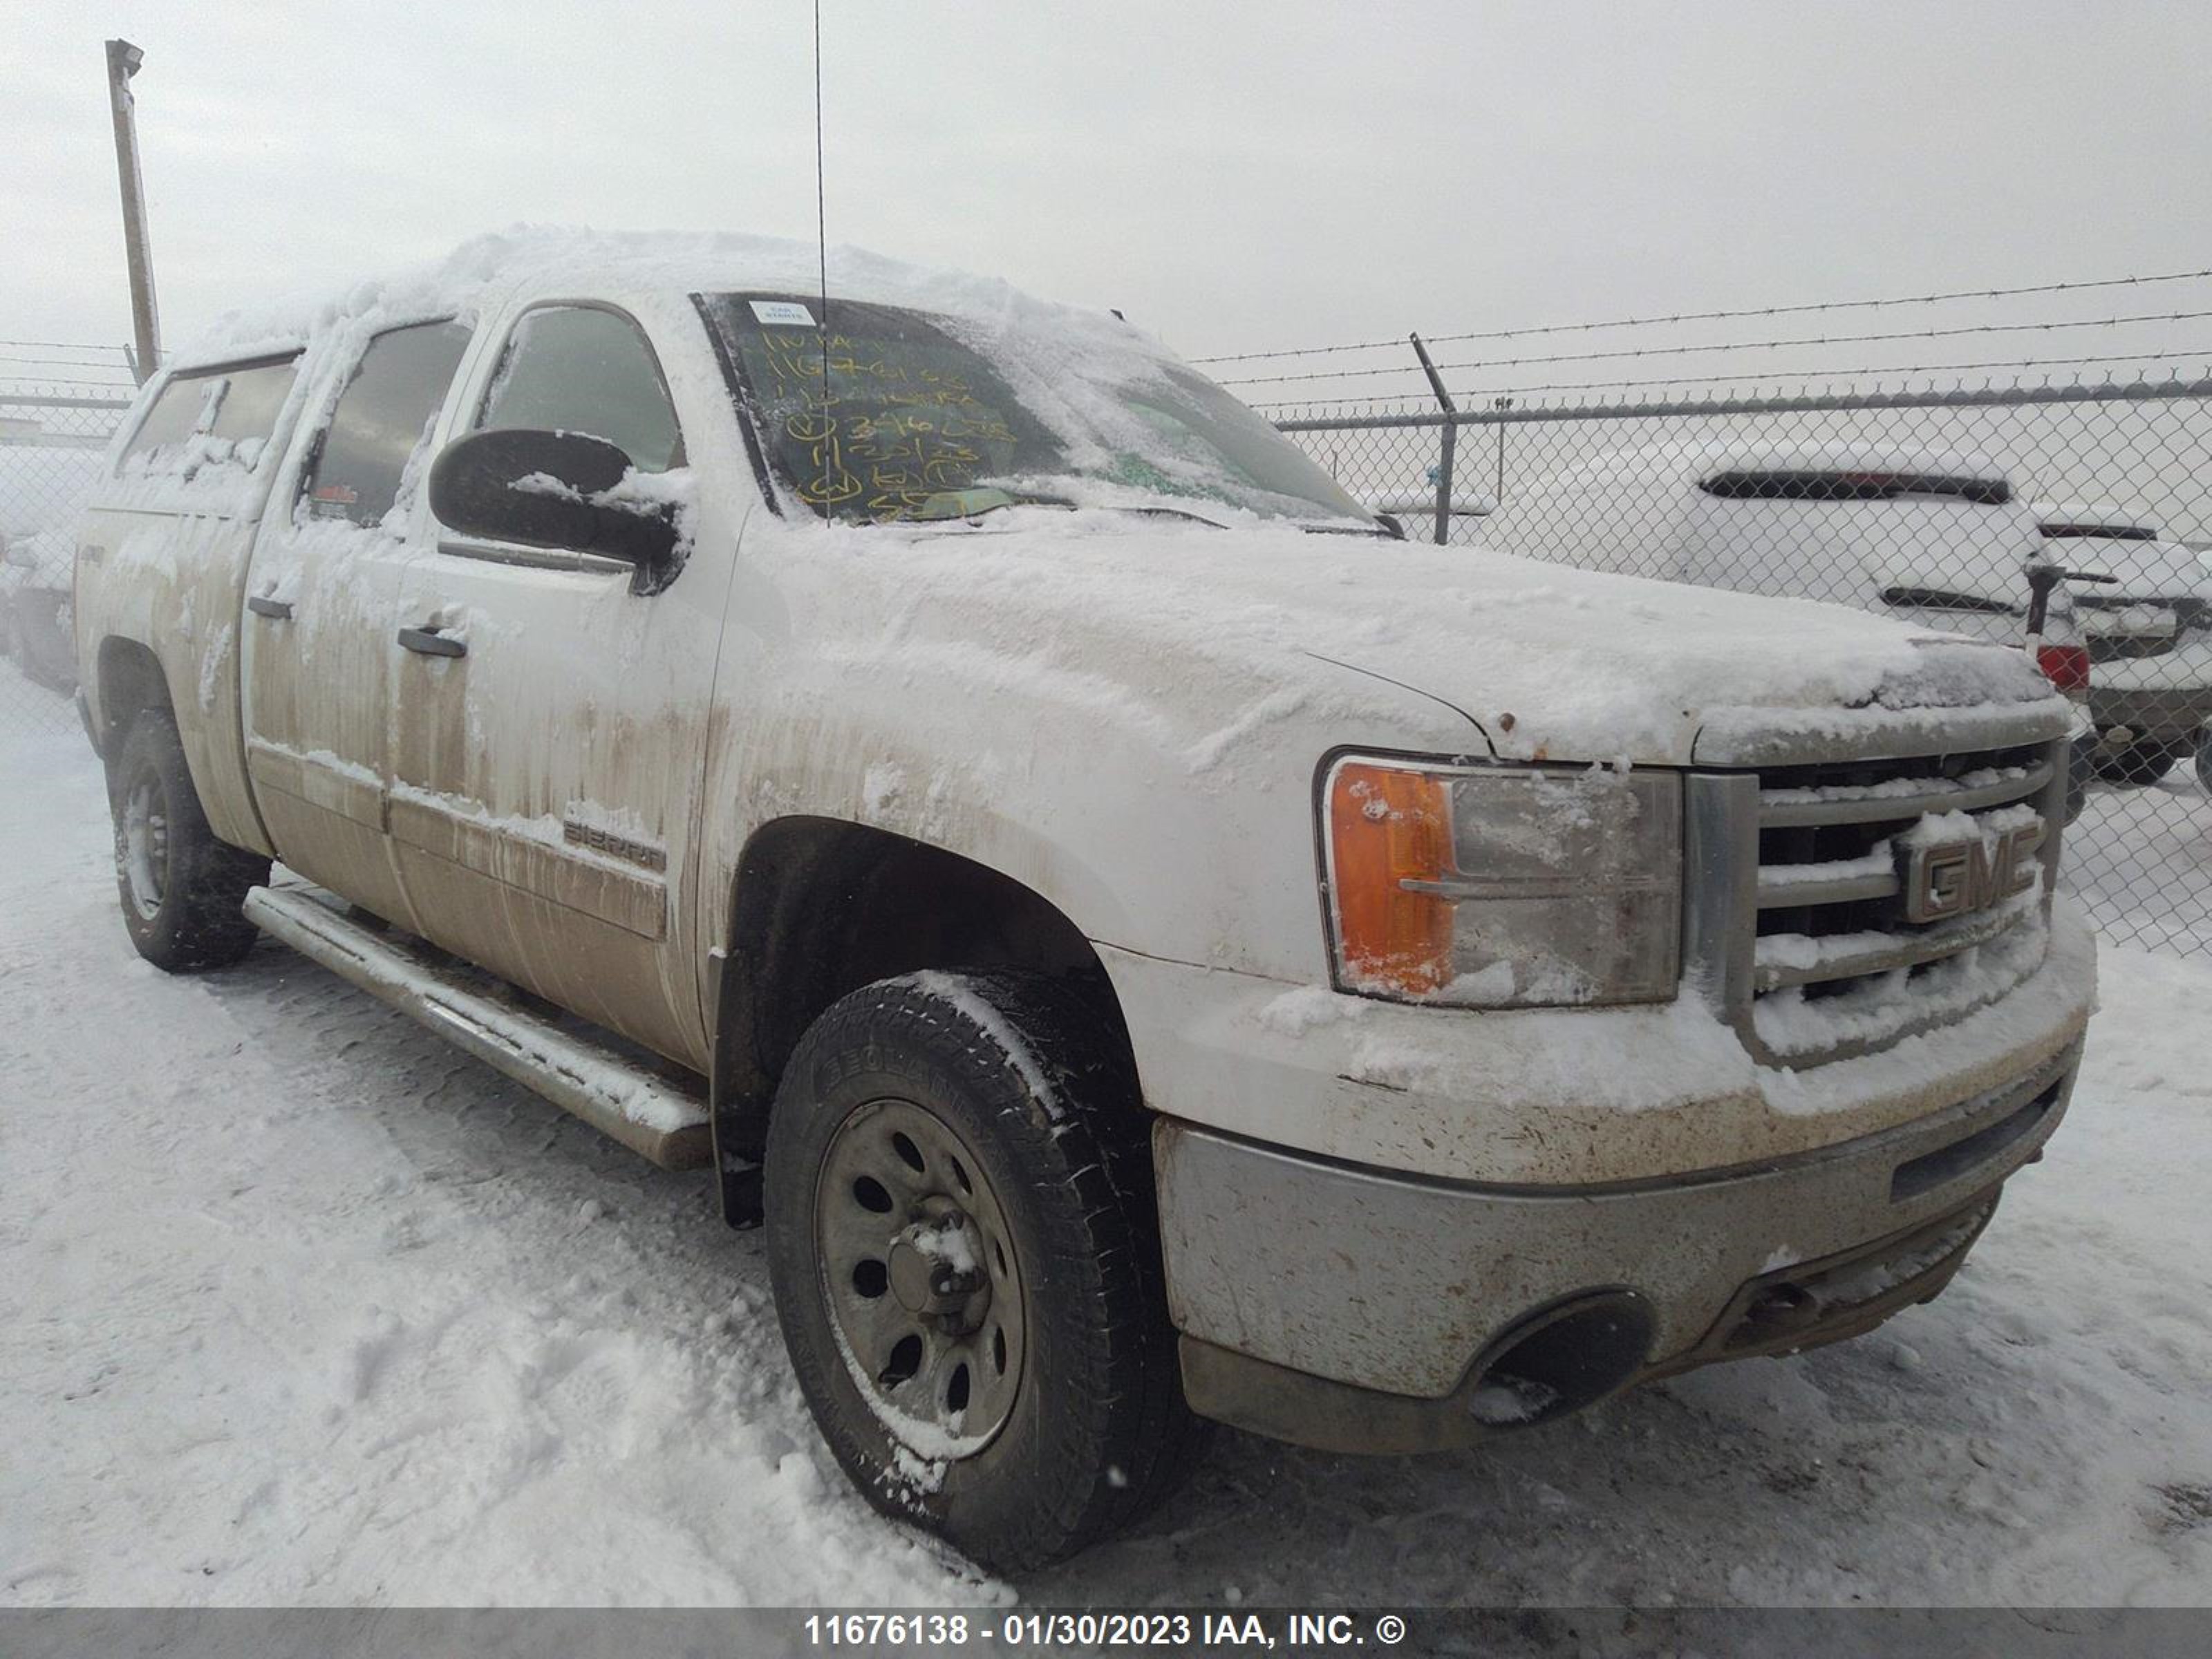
[764,969,1203,1572]
[107,709,269,971]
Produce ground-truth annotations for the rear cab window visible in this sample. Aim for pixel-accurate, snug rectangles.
[118,355,302,484]
[205,362,300,449]
[299,321,474,529]
[120,377,212,463]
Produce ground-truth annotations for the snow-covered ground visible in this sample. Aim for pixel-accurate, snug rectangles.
[3,697,2209,1608]
[2068,769,2212,958]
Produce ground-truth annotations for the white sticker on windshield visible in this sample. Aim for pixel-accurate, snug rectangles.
[749,299,818,327]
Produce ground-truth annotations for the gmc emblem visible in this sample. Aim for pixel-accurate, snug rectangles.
[1903,821,2045,924]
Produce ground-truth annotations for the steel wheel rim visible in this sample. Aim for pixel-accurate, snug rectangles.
[122,771,169,921]
[815,1096,1027,1459]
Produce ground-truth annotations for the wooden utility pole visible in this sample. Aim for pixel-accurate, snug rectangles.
[104,39,161,385]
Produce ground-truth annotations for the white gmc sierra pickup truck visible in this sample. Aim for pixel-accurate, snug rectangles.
[71,231,2095,1570]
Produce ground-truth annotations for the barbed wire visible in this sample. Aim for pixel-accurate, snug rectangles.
[0,361,137,378]
[0,388,138,409]
[0,338,131,355]
[1251,349,2212,412]
[1190,267,2212,365]
[1217,309,2212,387]
[0,376,138,391]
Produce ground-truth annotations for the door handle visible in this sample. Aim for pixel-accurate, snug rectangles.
[397,625,467,658]
[246,594,293,621]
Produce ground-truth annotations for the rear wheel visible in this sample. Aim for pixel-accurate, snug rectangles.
[764,969,1204,1572]
[2090,739,2177,786]
[2197,733,2212,796]
[108,709,269,971]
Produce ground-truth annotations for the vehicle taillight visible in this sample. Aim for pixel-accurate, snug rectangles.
[2036,642,2091,693]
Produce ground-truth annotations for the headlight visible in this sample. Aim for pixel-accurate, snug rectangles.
[1320,756,1682,1008]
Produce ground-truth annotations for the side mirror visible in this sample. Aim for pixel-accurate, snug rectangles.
[2,543,32,570]
[427,429,680,589]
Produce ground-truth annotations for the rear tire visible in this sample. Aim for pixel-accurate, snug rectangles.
[2090,739,2177,786]
[107,709,268,971]
[764,968,1205,1573]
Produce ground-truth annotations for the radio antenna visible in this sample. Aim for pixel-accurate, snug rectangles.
[812,0,831,418]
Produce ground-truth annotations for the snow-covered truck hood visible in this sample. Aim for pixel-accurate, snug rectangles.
[817,514,2068,769]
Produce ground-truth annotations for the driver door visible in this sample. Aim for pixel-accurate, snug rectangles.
[386,300,724,1069]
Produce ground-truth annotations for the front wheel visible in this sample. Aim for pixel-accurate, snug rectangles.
[107,709,269,971]
[764,969,1203,1572]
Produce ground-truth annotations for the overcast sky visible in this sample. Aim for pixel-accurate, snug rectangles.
[6,1,2211,400]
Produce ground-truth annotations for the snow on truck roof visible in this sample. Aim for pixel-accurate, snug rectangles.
[173,226,1161,373]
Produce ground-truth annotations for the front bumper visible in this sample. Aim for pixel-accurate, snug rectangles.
[1100,901,2095,1190]
[1156,1039,2079,1452]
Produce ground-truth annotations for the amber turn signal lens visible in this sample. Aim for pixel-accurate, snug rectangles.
[1327,762,1453,995]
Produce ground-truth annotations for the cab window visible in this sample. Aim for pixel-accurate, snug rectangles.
[121,377,212,462]
[205,359,299,444]
[301,321,473,527]
[478,305,683,473]
[120,355,299,471]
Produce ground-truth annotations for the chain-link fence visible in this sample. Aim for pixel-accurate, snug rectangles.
[1,371,127,735]
[1273,374,2212,957]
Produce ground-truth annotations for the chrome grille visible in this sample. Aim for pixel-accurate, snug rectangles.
[1685,736,2067,1068]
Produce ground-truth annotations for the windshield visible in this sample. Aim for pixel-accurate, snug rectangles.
[697,292,1371,528]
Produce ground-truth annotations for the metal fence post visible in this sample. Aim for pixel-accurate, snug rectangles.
[1493,395,1514,503]
[1409,333,1456,544]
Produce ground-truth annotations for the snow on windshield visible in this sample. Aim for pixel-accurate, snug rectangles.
[697,292,1373,528]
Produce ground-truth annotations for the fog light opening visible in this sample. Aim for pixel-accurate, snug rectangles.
[1467,1291,1654,1429]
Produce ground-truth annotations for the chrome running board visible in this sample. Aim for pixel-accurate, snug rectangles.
[243,883,711,1170]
